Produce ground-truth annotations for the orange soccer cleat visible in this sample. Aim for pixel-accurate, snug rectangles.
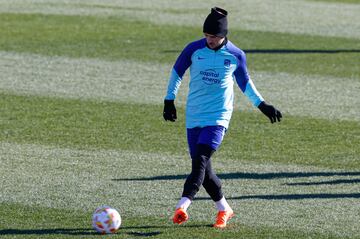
[172,208,189,225]
[213,210,234,229]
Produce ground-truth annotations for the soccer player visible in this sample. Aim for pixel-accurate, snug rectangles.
[163,7,282,228]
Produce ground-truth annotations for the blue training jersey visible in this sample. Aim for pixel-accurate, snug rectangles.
[165,38,264,129]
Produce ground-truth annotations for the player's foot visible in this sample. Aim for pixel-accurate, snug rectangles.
[172,208,189,225]
[213,209,234,229]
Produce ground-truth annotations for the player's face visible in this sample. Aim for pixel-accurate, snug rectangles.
[204,33,225,49]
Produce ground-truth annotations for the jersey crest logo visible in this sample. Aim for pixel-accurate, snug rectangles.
[224,59,230,67]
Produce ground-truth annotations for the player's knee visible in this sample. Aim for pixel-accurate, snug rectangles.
[197,144,215,158]
[191,154,208,172]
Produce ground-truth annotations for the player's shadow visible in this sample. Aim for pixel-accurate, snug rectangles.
[113,172,360,201]
[112,171,360,181]
[121,224,208,237]
[285,178,360,186]
[0,228,163,237]
[0,228,97,236]
[195,193,360,201]
[0,225,207,236]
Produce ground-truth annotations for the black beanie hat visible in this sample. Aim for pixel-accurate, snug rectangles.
[203,7,228,37]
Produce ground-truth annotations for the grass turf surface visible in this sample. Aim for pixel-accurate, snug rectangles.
[1,93,359,169]
[1,94,359,238]
[0,203,342,239]
[0,13,359,79]
[0,0,359,238]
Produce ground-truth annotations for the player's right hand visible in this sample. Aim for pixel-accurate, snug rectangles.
[163,100,177,122]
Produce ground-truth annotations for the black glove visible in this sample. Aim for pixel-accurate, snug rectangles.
[163,100,177,122]
[258,101,282,123]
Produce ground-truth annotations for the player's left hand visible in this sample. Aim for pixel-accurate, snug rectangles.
[258,101,282,123]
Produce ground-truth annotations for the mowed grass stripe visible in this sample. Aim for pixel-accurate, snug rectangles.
[0,142,186,213]
[0,51,170,106]
[1,142,359,238]
[0,0,359,39]
[1,51,359,121]
[0,13,359,79]
[1,93,359,169]
[0,203,344,239]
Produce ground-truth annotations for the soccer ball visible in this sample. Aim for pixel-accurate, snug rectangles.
[92,206,121,234]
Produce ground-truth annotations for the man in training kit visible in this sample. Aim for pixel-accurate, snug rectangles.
[163,7,282,228]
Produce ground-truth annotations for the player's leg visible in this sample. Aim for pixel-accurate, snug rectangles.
[173,143,212,224]
[202,155,234,228]
[172,127,201,224]
[181,143,215,200]
[173,127,217,224]
[173,126,233,227]
[202,158,222,202]
[197,126,234,228]
[198,125,224,203]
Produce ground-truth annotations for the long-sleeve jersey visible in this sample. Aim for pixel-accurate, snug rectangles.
[165,38,264,129]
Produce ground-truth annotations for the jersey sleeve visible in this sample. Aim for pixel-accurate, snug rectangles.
[233,49,264,107]
[165,39,205,100]
[165,68,183,100]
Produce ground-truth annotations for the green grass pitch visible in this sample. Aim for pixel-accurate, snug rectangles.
[0,0,359,238]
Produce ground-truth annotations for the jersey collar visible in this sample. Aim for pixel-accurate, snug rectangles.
[206,38,228,51]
